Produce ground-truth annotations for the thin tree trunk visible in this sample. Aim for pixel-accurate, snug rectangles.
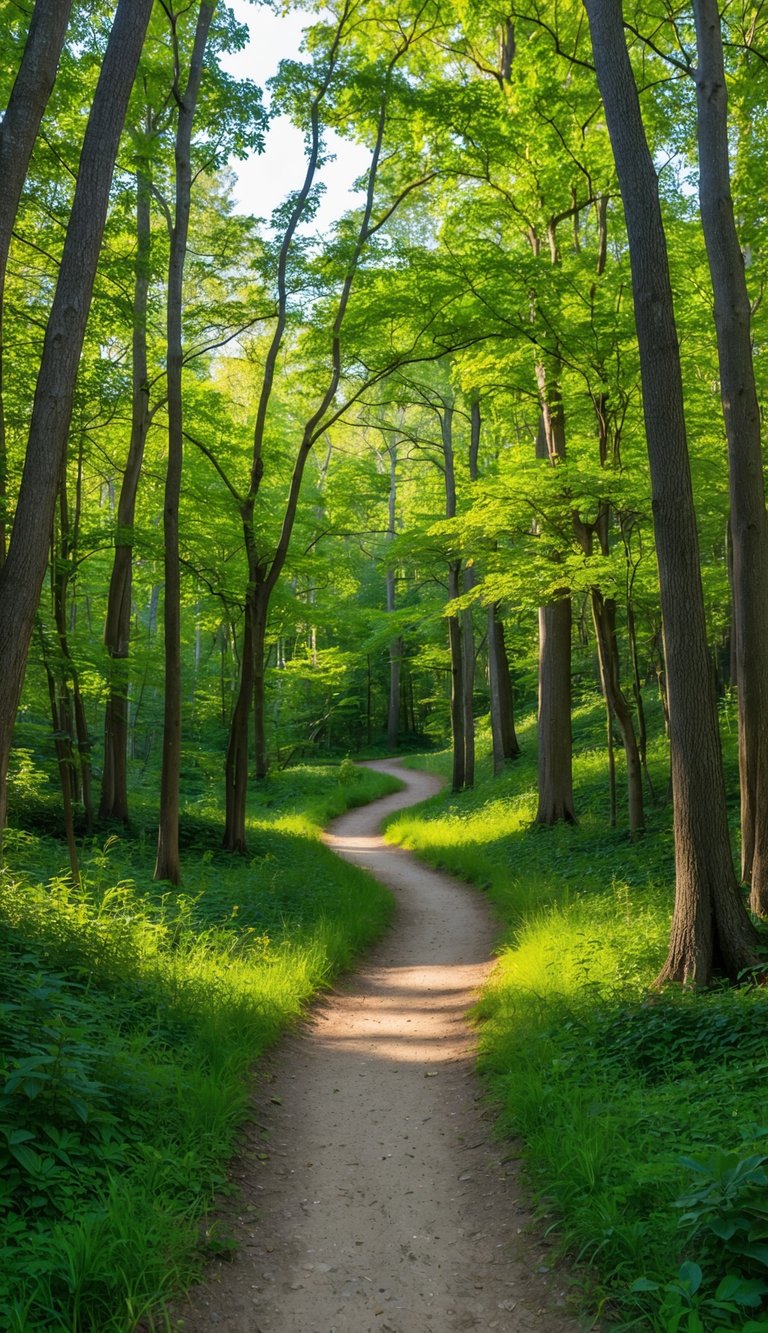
[584,0,758,983]
[488,605,519,774]
[461,582,475,789]
[253,592,268,780]
[101,165,152,823]
[0,0,154,837]
[591,589,644,835]
[534,386,575,824]
[41,643,79,881]
[223,570,256,853]
[386,442,401,749]
[448,563,465,793]
[439,399,465,792]
[626,597,654,798]
[155,2,216,885]
[535,598,575,823]
[693,0,768,912]
[0,0,74,567]
[54,467,93,832]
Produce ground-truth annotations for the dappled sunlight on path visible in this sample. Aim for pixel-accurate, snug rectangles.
[175,760,577,1333]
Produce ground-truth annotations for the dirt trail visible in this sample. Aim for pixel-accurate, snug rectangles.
[175,761,578,1333]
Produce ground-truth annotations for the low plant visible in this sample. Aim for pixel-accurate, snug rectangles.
[0,759,400,1329]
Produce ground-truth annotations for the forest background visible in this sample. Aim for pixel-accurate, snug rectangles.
[3,0,768,1328]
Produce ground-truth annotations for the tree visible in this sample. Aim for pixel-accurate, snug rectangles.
[692,0,768,913]
[583,0,759,984]
[154,0,217,885]
[0,0,74,563]
[0,0,155,836]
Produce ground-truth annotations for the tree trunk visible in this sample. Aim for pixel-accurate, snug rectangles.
[693,0,768,913]
[154,2,216,886]
[535,598,575,823]
[0,0,74,567]
[101,166,152,823]
[253,592,268,781]
[448,563,465,793]
[591,589,644,835]
[584,0,758,983]
[223,587,255,853]
[54,470,93,832]
[439,399,466,791]
[534,384,574,823]
[0,0,154,837]
[40,634,79,882]
[488,605,520,775]
[386,442,401,749]
[461,583,475,789]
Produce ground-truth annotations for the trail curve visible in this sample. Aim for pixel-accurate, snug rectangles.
[174,759,577,1333]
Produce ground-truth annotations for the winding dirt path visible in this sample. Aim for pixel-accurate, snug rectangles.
[175,761,577,1333]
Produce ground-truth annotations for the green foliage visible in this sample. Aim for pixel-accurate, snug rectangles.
[385,709,768,1328]
[0,761,399,1330]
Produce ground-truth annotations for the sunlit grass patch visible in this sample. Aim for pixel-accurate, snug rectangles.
[0,761,400,1330]
[384,705,768,1328]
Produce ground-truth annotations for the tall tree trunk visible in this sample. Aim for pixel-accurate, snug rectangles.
[223,558,256,853]
[39,624,79,881]
[253,590,269,780]
[155,2,216,886]
[584,0,758,983]
[440,400,465,791]
[535,597,575,823]
[101,165,152,823]
[0,0,74,567]
[448,563,465,793]
[461,582,475,789]
[591,589,644,835]
[488,605,520,775]
[534,386,575,824]
[693,0,768,912]
[54,463,93,832]
[0,0,154,837]
[386,442,401,749]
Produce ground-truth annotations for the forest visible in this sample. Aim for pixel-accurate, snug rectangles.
[3,0,768,1328]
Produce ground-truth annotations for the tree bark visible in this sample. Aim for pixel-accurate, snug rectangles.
[488,605,519,775]
[101,166,152,823]
[439,399,466,792]
[386,442,401,749]
[223,543,257,853]
[54,463,93,832]
[154,2,216,886]
[0,0,154,837]
[692,0,768,913]
[584,0,758,983]
[535,598,575,823]
[534,386,575,824]
[0,0,74,567]
[591,589,644,835]
[461,589,475,789]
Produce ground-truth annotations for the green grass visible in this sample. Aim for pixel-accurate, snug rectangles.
[385,706,768,1330]
[0,758,400,1331]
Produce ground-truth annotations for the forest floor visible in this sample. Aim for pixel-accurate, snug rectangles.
[172,760,577,1333]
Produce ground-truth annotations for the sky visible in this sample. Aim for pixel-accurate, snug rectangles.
[221,2,370,232]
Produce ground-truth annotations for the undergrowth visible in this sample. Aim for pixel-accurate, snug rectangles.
[0,758,399,1331]
[385,704,768,1331]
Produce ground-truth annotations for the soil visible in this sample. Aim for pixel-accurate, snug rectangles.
[172,760,581,1333]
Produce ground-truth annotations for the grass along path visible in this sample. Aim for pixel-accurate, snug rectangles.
[173,760,575,1333]
[384,710,768,1331]
[0,761,401,1332]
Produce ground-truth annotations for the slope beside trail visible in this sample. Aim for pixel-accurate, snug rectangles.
[174,760,579,1333]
